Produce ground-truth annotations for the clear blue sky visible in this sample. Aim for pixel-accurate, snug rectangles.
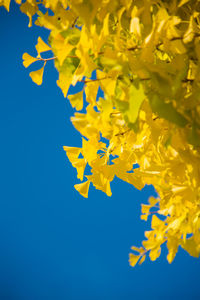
[0,3,199,300]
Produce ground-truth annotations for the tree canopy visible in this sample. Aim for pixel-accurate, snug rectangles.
[1,0,200,267]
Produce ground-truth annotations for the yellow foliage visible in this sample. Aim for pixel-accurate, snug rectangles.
[2,0,200,268]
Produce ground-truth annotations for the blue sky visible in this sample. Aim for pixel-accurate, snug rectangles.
[0,3,200,300]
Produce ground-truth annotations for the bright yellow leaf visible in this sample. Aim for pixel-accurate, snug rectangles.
[68,91,83,111]
[85,81,99,106]
[167,238,179,263]
[72,159,87,181]
[22,53,38,68]
[151,215,164,230]
[141,204,151,215]
[20,0,38,27]
[129,253,140,267]
[140,214,148,221]
[63,146,81,163]
[29,64,45,85]
[0,0,11,11]
[149,246,161,261]
[181,237,200,258]
[74,180,90,198]
[35,37,51,57]
[57,72,71,98]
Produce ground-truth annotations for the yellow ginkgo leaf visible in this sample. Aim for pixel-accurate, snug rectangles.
[85,81,99,105]
[167,238,179,264]
[20,0,37,27]
[151,215,164,230]
[72,158,87,181]
[35,37,51,57]
[68,91,83,111]
[63,146,81,163]
[105,180,112,197]
[181,237,200,258]
[29,64,45,85]
[141,204,151,215]
[148,196,158,207]
[149,246,161,261]
[129,253,140,267]
[0,0,11,11]
[74,180,90,198]
[22,53,38,68]
[140,214,148,221]
[57,72,71,98]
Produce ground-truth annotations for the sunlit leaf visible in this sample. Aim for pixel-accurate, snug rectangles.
[35,37,51,57]
[74,180,90,198]
[68,90,83,111]
[29,64,45,85]
[22,53,38,68]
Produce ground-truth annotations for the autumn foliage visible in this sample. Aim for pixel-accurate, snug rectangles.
[1,0,200,266]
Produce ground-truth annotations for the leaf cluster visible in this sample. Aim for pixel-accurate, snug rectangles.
[1,0,200,266]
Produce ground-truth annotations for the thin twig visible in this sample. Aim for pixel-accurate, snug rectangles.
[115,129,131,137]
[38,56,57,62]
[80,76,110,83]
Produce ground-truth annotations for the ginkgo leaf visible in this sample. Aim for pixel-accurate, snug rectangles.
[20,0,38,27]
[141,204,151,215]
[35,37,51,57]
[22,53,38,68]
[149,246,161,261]
[57,71,72,98]
[105,180,112,196]
[86,173,112,196]
[167,238,179,263]
[151,215,164,230]
[74,180,90,198]
[68,91,83,111]
[63,146,81,162]
[140,214,148,221]
[72,158,87,181]
[1,0,10,11]
[148,197,158,207]
[29,64,45,85]
[129,253,140,267]
[85,81,99,105]
[181,237,200,258]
